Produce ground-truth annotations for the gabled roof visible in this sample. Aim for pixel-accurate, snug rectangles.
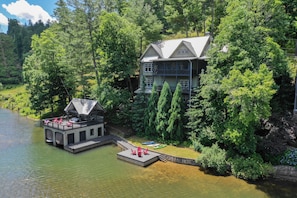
[140,35,211,61]
[64,98,104,116]
[170,40,197,58]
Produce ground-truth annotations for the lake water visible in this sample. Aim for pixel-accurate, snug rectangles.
[0,108,296,198]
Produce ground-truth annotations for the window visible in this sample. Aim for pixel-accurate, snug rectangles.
[177,48,189,55]
[145,77,153,88]
[90,129,94,136]
[179,79,189,90]
[143,63,153,73]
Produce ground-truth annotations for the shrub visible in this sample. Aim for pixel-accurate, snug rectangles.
[229,154,273,180]
[196,143,228,175]
[280,149,297,166]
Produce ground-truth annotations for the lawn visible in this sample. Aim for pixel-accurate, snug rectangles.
[126,135,199,159]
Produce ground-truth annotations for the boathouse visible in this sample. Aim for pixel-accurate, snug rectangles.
[43,98,105,149]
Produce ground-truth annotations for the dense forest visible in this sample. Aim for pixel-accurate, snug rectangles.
[1,0,297,180]
[0,19,50,85]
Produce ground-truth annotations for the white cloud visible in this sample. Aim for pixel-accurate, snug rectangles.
[2,0,54,24]
[0,13,8,26]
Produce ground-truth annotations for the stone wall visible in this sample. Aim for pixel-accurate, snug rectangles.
[273,165,297,182]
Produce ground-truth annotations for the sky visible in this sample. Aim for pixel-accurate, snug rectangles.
[0,0,57,33]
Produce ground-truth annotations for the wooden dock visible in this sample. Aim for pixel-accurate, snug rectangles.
[64,134,161,167]
[65,135,114,153]
[117,149,160,167]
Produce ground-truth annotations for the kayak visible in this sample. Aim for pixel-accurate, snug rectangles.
[153,144,167,149]
[142,141,155,145]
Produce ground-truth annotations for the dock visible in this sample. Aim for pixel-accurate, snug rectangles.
[64,134,161,167]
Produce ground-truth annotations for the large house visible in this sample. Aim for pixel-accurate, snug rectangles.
[135,35,211,101]
[43,98,105,149]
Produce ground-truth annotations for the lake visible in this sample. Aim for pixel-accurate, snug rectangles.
[0,108,296,198]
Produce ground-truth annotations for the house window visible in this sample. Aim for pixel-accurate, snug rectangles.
[90,129,94,136]
[180,79,189,90]
[143,63,153,73]
[177,48,189,55]
[145,77,153,88]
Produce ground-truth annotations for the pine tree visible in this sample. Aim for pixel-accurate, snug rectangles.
[156,81,172,141]
[167,83,185,142]
[144,82,159,137]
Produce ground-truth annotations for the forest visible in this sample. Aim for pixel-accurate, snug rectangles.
[1,0,297,180]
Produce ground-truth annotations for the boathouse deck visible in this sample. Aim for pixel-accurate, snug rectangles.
[64,134,161,167]
[44,118,104,131]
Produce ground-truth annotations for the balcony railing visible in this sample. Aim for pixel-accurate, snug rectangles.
[153,68,190,76]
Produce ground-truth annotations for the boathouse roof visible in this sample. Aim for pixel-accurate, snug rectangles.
[64,98,105,116]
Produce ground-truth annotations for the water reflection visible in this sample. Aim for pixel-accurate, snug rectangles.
[0,108,296,198]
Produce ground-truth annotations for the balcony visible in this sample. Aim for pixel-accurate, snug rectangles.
[153,61,191,76]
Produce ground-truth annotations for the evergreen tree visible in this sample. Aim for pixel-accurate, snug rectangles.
[167,83,185,142]
[124,0,163,56]
[131,79,147,136]
[144,82,159,137]
[0,33,20,84]
[156,81,172,141]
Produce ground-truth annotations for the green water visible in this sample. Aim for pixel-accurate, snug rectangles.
[0,108,296,198]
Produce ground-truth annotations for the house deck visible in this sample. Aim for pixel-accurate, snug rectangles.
[64,134,161,167]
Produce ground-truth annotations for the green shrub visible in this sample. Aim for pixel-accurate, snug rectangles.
[280,149,297,166]
[196,143,228,175]
[229,154,273,180]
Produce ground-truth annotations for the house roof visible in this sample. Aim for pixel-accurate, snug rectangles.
[64,98,105,116]
[140,35,211,61]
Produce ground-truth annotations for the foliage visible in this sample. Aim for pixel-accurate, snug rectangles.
[220,64,276,155]
[229,154,273,180]
[96,11,138,95]
[0,85,37,118]
[23,26,73,113]
[196,143,228,175]
[131,81,147,135]
[123,0,163,54]
[156,81,172,141]
[167,83,185,142]
[144,83,159,137]
[7,19,50,66]
[0,33,21,84]
[280,149,297,166]
[92,83,131,125]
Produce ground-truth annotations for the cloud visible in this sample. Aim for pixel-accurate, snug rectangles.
[2,0,54,24]
[0,13,8,26]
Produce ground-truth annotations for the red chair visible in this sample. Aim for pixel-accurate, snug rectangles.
[143,148,149,155]
[137,147,142,157]
[58,118,63,124]
[66,122,73,127]
[131,149,136,155]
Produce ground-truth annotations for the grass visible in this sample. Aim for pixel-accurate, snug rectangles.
[0,85,38,119]
[126,135,199,159]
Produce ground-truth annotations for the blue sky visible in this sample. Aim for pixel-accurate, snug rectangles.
[0,0,57,33]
